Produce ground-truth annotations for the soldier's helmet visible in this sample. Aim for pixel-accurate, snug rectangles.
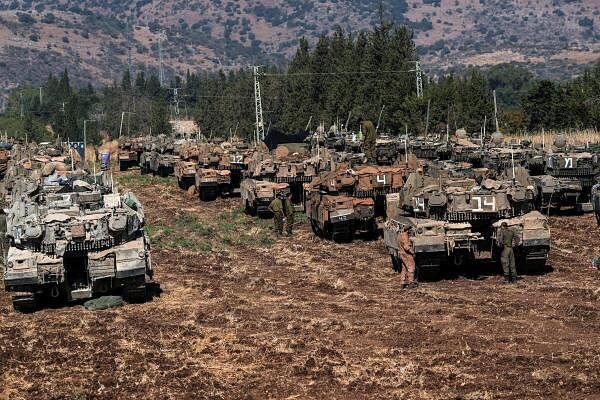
[491,131,504,145]
[455,129,468,139]
[553,135,567,149]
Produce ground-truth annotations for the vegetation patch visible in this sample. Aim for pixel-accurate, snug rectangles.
[146,208,274,253]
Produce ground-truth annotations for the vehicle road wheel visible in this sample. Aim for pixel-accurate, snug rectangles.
[11,292,39,313]
[123,283,147,303]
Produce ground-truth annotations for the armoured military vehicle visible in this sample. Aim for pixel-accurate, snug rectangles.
[175,160,198,190]
[375,137,399,165]
[139,136,179,177]
[195,168,231,201]
[174,140,203,190]
[407,135,452,161]
[304,162,416,241]
[218,141,254,194]
[241,179,290,218]
[246,143,328,207]
[3,171,152,311]
[451,133,485,168]
[486,146,539,174]
[118,139,135,171]
[529,138,599,212]
[1,148,74,204]
[383,170,549,278]
[0,142,12,178]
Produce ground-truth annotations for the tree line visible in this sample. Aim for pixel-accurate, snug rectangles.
[2,23,600,144]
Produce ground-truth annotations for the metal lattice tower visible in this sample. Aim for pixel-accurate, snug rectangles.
[415,61,423,99]
[171,87,181,119]
[253,66,265,143]
[158,30,165,87]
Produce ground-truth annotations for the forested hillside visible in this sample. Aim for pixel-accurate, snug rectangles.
[0,0,599,97]
[2,24,600,144]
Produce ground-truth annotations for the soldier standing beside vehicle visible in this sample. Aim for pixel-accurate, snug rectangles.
[591,177,600,226]
[359,117,377,164]
[398,226,417,289]
[268,193,285,236]
[0,208,8,262]
[497,222,517,283]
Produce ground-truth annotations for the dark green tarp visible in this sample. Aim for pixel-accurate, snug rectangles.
[84,296,124,311]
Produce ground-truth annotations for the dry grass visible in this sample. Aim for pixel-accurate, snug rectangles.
[506,129,600,146]
[0,171,598,399]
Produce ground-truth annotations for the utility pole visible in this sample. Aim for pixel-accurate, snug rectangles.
[253,66,265,143]
[376,105,385,134]
[39,87,43,104]
[119,111,134,138]
[415,61,423,99]
[425,99,431,136]
[119,111,125,138]
[170,87,182,120]
[19,92,24,118]
[83,119,96,166]
[493,89,499,132]
[127,23,133,79]
[158,30,165,87]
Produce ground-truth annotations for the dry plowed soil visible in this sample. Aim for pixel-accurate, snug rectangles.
[1,173,599,399]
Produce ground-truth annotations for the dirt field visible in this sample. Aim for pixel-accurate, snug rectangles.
[0,173,599,400]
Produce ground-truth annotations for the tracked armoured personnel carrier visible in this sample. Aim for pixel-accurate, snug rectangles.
[375,136,400,165]
[140,136,180,177]
[451,134,485,168]
[383,170,549,278]
[530,139,599,212]
[0,142,12,178]
[408,136,452,161]
[246,143,328,208]
[241,179,290,217]
[175,160,198,190]
[218,141,254,194]
[174,140,203,190]
[3,171,152,311]
[195,168,231,201]
[118,138,139,171]
[304,162,417,241]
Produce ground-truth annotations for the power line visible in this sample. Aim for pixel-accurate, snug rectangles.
[262,69,418,77]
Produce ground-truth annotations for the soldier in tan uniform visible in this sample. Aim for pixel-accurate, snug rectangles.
[398,226,417,288]
[359,117,377,164]
[268,194,285,236]
[497,222,517,283]
[268,192,295,237]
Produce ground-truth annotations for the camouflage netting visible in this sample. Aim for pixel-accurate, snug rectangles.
[84,296,124,311]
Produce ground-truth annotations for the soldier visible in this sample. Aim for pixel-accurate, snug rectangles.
[268,193,285,236]
[0,208,8,262]
[592,176,600,226]
[359,117,377,164]
[398,225,417,288]
[497,222,517,283]
[283,193,295,236]
[470,175,484,192]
